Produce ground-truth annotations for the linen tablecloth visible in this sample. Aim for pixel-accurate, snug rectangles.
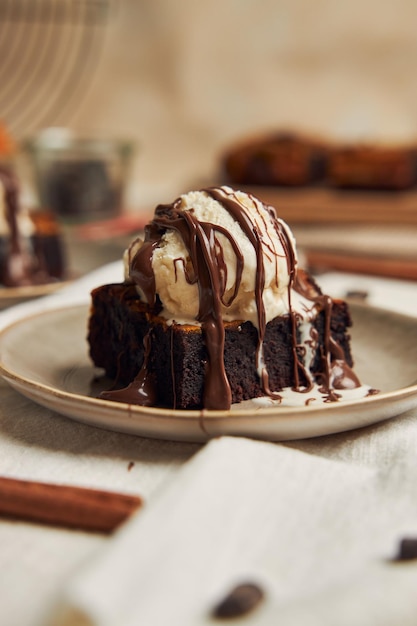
[0,264,417,626]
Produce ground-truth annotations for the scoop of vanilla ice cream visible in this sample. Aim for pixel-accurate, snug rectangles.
[125,187,299,326]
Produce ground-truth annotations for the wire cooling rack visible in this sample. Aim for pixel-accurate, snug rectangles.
[0,0,112,136]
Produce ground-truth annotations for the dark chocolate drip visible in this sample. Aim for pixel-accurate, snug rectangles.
[148,204,235,409]
[101,330,157,406]
[182,211,232,409]
[205,187,267,332]
[289,308,314,393]
[293,271,361,395]
[205,188,267,359]
[268,208,314,393]
[129,229,161,306]
[205,187,295,398]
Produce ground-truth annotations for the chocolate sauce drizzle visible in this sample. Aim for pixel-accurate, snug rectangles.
[102,186,360,410]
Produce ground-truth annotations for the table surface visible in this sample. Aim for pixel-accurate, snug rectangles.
[1,227,417,626]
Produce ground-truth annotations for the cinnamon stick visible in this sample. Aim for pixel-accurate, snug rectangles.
[305,250,417,281]
[0,476,143,534]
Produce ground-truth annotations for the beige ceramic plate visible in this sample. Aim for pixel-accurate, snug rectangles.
[0,280,73,310]
[0,304,416,442]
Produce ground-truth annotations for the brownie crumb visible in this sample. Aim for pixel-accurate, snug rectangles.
[393,537,417,561]
[211,582,264,619]
[345,289,369,301]
[127,461,135,472]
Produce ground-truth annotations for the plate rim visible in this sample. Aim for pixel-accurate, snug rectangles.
[0,278,74,301]
[1,302,417,423]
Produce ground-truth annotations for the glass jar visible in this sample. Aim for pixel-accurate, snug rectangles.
[23,128,135,222]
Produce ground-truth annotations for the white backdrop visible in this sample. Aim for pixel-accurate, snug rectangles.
[55,0,417,202]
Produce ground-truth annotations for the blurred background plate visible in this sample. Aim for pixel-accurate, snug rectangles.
[0,279,73,310]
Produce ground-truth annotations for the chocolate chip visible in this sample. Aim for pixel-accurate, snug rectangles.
[394,537,417,561]
[211,582,264,619]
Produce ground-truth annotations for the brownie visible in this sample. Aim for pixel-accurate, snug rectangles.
[88,282,354,410]
[88,283,152,383]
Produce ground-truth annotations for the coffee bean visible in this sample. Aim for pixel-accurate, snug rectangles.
[211,582,264,619]
[345,290,369,301]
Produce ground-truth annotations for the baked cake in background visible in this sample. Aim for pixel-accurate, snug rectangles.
[0,164,66,288]
[326,144,417,190]
[88,186,372,411]
[222,132,327,187]
[222,130,417,191]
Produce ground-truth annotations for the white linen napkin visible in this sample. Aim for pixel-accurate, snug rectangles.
[50,435,417,626]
